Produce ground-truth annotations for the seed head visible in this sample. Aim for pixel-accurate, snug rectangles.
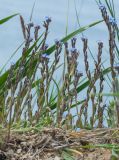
[45,16,52,23]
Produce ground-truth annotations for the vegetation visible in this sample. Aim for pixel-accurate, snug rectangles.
[0,0,119,159]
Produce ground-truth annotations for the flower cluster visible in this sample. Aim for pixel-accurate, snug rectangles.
[99,3,106,11]
[99,2,117,27]
[109,17,117,26]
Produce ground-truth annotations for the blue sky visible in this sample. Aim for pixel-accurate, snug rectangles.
[0,0,117,70]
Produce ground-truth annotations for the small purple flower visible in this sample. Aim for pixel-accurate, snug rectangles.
[114,63,119,73]
[109,17,117,26]
[27,22,34,27]
[42,53,49,59]
[72,37,77,41]
[99,3,106,10]
[64,42,68,48]
[54,39,59,43]
[35,25,40,30]
[54,39,62,46]
[71,47,77,53]
[97,40,103,47]
[78,72,83,77]
[76,71,83,78]
[81,36,88,41]
[45,16,52,23]
[44,44,49,50]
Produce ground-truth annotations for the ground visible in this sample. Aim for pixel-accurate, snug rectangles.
[0,127,119,160]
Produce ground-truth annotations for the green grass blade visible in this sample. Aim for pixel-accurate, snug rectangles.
[65,0,70,36]
[0,42,24,74]
[0,14,19,25]
[0,33,44,90]
[62,151,75,160]
[30,0,36,21]
[77,67,111,93]
[49,67,111,111]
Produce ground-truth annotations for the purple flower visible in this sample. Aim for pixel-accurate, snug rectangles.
[76,71,83,77]
[109,17,117,26]
[44,44,49,49]
[71,47,77,53]
[54,39,59,43]
[78,72,83,77]
[72,37,77,41]
[64,42,68,48]
[97,40,103,46]
[99,3,106,10]
[35,25,40,30]
[81,36,88,41]
[54,39,62,46]
[27,22,34,27]
[42,53,49,59]
[45,16,52,23]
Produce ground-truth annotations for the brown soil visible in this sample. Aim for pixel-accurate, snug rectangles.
[0,128,119,160]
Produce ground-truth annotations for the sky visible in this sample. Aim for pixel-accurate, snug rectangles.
[0,0,118,70]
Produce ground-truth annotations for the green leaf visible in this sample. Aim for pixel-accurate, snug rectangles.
[77,67,111,93]
[30,0,36,21]
[111,148,119,160]
[0,42,24,74]
[61,151,75,160]
[0,14,19,25]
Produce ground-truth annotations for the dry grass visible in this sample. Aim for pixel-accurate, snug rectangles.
[0,127,119,160]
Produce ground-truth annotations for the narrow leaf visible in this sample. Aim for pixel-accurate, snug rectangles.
[0,14,19,25]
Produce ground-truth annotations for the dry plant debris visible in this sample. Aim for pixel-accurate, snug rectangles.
[0,127,119,160]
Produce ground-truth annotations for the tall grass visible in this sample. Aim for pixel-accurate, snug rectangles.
[0,0,119,140]
[96,0,119,127]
